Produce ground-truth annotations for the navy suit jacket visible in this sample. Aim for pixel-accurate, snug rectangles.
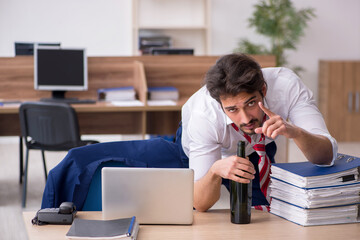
[41,138,184,210]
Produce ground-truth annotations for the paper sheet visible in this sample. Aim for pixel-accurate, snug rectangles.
[147,100,177,106]
[111,100,144,107]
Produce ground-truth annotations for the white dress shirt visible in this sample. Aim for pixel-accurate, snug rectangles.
[181,67,338,181]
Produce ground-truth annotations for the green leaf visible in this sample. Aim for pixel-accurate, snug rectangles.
[234,38,269,55]
[235,0,316,69]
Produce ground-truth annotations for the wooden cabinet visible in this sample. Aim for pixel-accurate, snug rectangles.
[132,0,211,55]
[318,60,360,141]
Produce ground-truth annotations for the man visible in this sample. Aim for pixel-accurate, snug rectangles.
[179,54,337,212]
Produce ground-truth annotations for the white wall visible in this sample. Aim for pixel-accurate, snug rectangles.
[291,0,360,100]
[0,0,133,56]
[0,0,359,100]
[211,0,360,101]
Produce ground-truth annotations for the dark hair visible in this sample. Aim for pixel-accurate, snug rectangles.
[205,53,266,103]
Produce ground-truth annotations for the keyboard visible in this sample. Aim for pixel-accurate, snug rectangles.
[40,98,97,104]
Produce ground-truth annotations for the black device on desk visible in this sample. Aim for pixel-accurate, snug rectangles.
[34,46,92,103]
[34,202,77,225]
[150,47,194,55]
[40,98,96,104]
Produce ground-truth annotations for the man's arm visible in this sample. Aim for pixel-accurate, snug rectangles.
[255,102,333,165]
[194,169,222,212]
[292,128,333,165]
[194,155,255,212]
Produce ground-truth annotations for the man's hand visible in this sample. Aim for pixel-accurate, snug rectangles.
[255,102,300,139]
[211,155,255,183]
[194,155,255,212]
[255,102,333,165]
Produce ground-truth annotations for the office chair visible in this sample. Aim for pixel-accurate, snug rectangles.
[19,101,99,207]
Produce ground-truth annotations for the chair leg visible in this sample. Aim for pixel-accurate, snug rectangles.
[22,149,30,208]
[41,150,48,181]
[19,137,24,184]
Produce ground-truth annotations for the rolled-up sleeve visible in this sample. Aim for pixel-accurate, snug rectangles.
[185,112,223,181]
[285,69,338,165]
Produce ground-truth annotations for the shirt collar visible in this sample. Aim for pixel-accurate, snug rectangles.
[226,114,233,125]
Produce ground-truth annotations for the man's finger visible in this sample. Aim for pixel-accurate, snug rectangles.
[258,102,275,117]
[255,127,263,134]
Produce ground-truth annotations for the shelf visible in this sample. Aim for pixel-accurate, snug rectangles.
[133,0,211,55]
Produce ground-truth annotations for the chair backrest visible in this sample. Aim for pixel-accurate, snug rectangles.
[19,101,81,150]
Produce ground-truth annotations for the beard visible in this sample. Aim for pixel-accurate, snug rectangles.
[239,118,262,135]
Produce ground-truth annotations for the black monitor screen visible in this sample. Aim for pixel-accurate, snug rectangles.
[15,42,61,56]
[35,48,87,91]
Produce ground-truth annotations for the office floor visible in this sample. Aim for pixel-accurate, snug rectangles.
[0,136,359,240]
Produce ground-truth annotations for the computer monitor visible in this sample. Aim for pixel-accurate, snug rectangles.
[15,42,61,56]
[34,47,88,102]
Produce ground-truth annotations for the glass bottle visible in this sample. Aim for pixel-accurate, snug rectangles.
[230,141,252,224]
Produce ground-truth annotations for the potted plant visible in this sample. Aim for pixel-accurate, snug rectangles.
[234,0,316,73]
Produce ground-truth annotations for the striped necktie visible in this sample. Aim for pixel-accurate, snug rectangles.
[231,122,271,212]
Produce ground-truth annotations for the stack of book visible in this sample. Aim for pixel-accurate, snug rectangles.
[66,216,139,239]
[269,153,360,226]
[98,86,136,101]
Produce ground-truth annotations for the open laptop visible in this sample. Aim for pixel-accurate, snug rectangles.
[101,167,194,224]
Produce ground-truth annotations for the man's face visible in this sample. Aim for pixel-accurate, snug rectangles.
[220,90,265,135]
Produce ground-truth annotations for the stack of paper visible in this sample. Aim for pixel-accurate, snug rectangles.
[111,100,144,107]
[66,216,139,239]
[147,100,177,106]
[270,199,359,226]
[98,86,136,101]
[269,153,360,226]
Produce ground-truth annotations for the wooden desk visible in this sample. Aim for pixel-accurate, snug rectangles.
[0,55,276,137]
[0,101,184,184]
[0,101,182,137]
[23,210,360,240]
[0,55,276,182]
[1,101,185,183]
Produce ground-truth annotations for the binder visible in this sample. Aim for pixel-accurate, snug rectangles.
[97,86,136,101]
[66,216,139,239]
[270,153,360,188]
[270,198,359,226]
[148,86,179,101]
[269,153,360,226]
[270,178,360,208]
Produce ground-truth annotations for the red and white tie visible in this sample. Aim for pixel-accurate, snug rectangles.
[231,123,271,212]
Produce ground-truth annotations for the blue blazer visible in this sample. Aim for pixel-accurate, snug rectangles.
[41,138,184,210]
